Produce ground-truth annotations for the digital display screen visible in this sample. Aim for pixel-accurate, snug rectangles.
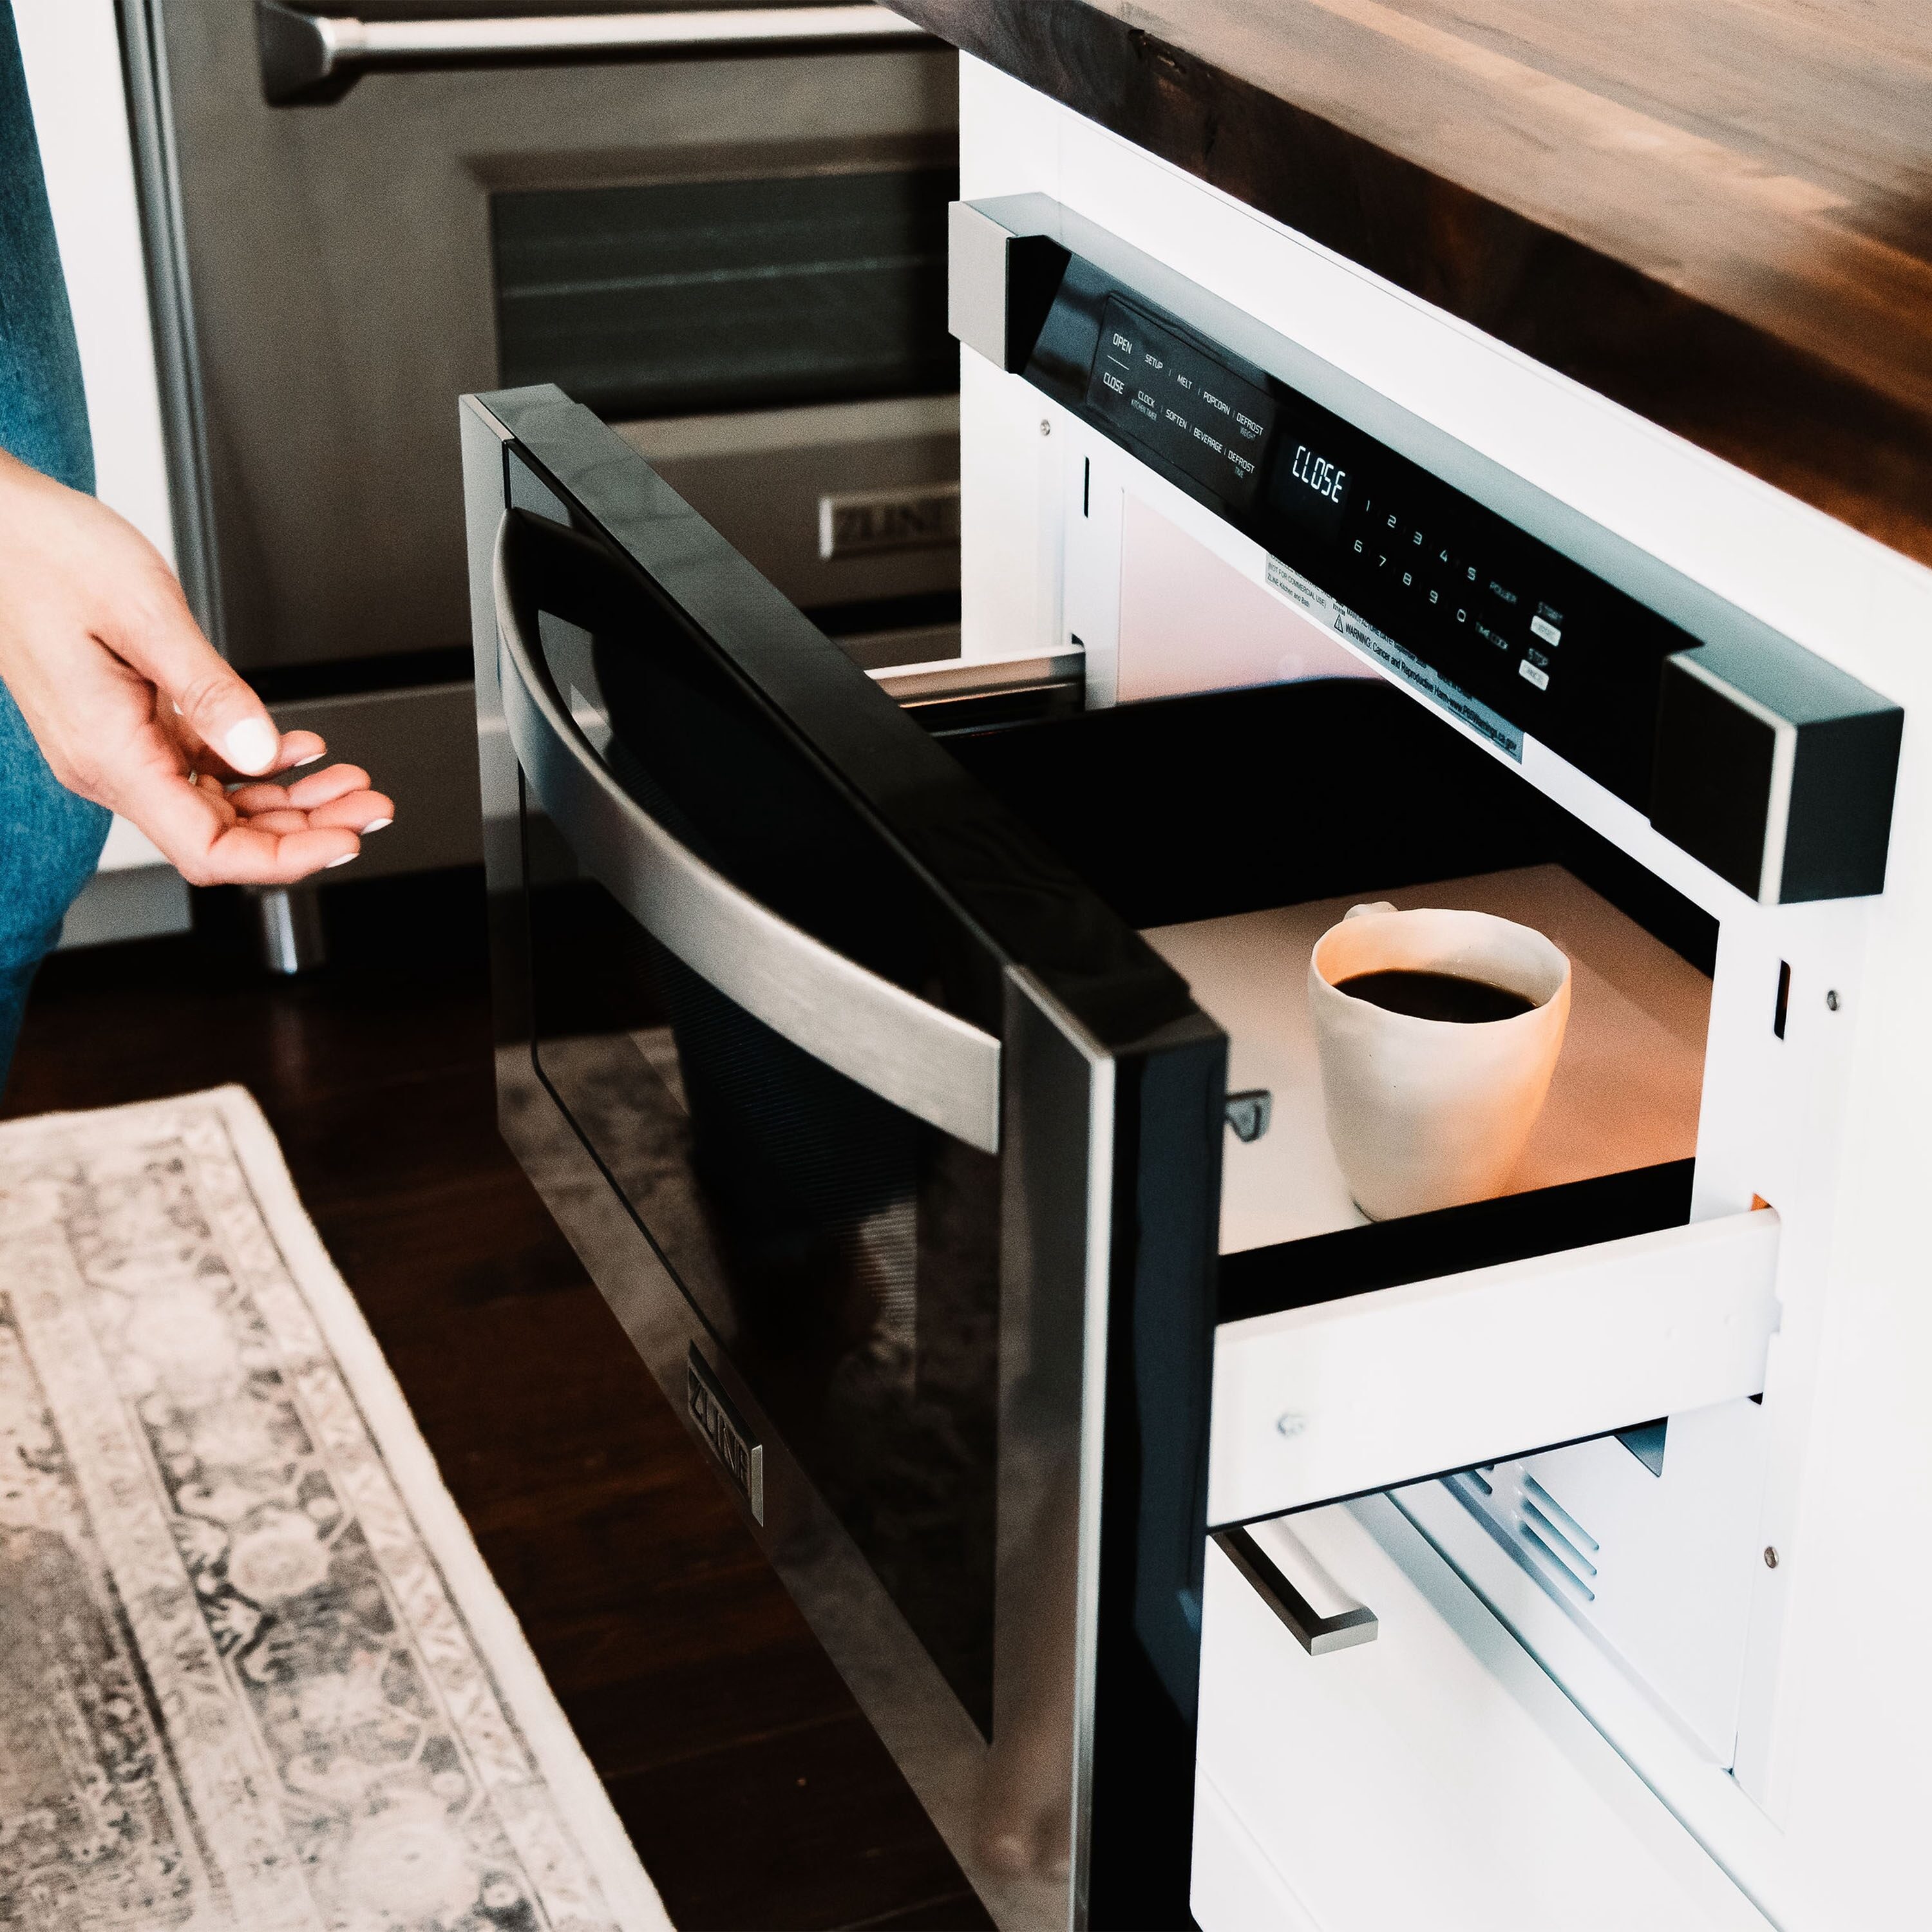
[1275,432,1352,544]
[1085,297,1275,509]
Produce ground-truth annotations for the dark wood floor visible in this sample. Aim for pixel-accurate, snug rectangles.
[3,867,994,1932]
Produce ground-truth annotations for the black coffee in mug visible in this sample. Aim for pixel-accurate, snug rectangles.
[1334,968,1537,1025]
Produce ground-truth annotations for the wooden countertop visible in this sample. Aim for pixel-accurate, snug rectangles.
[893,0,1932,567]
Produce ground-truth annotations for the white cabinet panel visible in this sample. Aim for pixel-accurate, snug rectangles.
[1209,1211,1779,1526]
[1194,1497,1770,1932]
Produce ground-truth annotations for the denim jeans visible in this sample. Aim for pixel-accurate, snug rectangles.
[1,0,93,496]
[0,681,109,1087]
[0,0,109,1091]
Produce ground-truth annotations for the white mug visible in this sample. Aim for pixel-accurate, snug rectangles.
[1308,902,1572,1221]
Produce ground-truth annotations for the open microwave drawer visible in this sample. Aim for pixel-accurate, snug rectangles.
[462,383,1776,1926]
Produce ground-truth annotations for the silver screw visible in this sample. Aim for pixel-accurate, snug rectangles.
[1763,1546,1780,1569]
[1039,419,1052,437]
[1825,990,1840,1012]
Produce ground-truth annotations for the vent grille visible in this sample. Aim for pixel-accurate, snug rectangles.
[492,168,960,420]
[1450,1464,1603,1605]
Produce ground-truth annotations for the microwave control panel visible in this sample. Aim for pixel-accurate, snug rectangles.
[990,216,1900,902]
[1020,251,1685,810]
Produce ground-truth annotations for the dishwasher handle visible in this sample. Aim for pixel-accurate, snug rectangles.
[492,513,1003,1155]
[1215,1522,1379,1655]
[258,1,932,104]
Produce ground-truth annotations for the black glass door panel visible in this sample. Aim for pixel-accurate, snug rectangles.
[528,872,1001,1727]
[507,522,1001,1730]
[485,390,1213,1799]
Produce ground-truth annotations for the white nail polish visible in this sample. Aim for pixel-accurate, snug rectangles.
[224,718,280,773]
[326,851,359,868]
[294,752,324,768]
[361,817,393,832]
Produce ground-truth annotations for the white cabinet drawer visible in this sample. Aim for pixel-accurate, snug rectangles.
[1193,1496,1771,1932]
[1208,1209,1779,1528]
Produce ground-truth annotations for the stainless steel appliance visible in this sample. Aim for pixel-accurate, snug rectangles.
[464,166,1908,1932]
[116,0,960,919]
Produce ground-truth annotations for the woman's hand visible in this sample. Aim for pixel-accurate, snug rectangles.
[0,450,393,884]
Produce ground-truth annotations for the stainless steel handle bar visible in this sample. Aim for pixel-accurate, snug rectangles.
[492,515,1002,1155]
[259,1,929,103]
[1215,1524,1379,1655]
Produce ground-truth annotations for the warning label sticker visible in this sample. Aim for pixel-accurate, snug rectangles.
[1264,554,1522,762]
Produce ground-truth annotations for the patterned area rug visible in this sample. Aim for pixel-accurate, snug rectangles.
[0,1086,670,1932]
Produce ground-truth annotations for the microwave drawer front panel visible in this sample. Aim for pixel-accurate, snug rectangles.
[1193,1498,1772,1931]
[470,389,1221,1894]
[495,515,1000,1151]
[1208,1208,1780,1528]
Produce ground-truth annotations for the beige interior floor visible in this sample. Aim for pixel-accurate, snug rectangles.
[1144,864,1712,1255]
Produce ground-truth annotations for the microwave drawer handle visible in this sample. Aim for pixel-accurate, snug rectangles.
[258,2,931,104]
[492,517,1001,1155]
[1215,1524,1379,1656]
